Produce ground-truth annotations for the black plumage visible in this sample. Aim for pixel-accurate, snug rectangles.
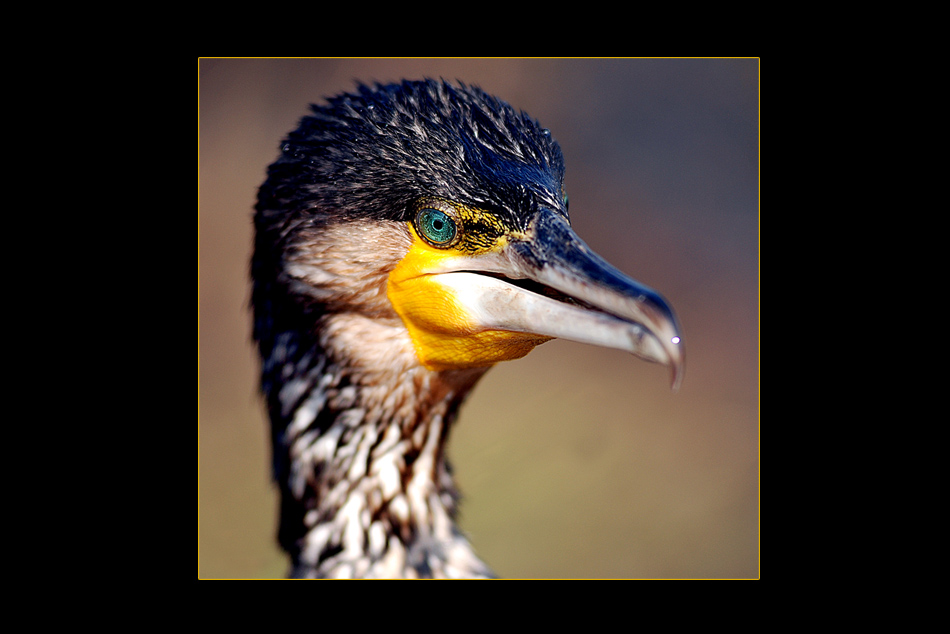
[257,80,565,229]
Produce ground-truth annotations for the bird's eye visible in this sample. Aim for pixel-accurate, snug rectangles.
[416,207,458,246]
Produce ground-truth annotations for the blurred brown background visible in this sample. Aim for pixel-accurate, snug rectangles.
[198,58,759,579]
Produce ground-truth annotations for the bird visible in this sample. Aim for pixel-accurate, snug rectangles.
[252,79,684,578]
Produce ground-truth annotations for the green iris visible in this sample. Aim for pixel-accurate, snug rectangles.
[416,207,457,246]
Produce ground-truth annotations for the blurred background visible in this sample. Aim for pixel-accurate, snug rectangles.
[199,58,759,579]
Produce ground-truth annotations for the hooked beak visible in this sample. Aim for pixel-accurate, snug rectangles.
[433,211,685,390]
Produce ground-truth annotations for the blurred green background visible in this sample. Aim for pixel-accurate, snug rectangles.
[198,58,759,579]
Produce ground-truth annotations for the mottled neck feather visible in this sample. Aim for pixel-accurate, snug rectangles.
[266,310,493,578]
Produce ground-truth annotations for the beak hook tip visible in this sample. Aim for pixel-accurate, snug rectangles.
[668,336,685,392]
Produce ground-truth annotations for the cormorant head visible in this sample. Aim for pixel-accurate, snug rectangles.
[255,79,683,388]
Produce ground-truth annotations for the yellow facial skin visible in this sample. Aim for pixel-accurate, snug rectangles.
[387,198,551,372]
